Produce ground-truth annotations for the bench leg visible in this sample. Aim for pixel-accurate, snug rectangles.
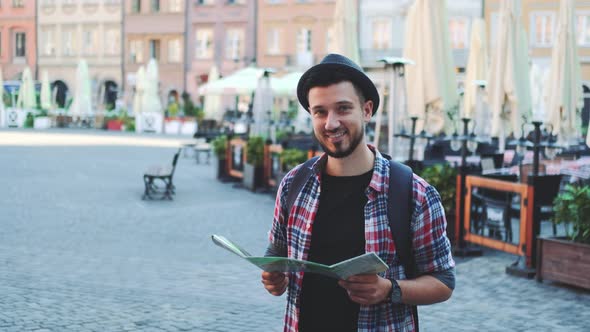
[162,176,174,200]
[142,175,154,200]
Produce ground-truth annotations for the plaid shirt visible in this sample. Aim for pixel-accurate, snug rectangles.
[268,146,455,332]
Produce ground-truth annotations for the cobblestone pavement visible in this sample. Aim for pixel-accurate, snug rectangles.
[0,129,589,332]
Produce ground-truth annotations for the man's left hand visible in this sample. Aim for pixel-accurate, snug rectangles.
[338,274,391,305]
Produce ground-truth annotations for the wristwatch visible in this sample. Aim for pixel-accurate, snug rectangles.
[387,278,403,303]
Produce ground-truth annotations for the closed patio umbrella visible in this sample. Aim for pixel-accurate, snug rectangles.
[403,0,459,135]
[332,0,360,64]
[70,59,92,118]
[16,67,36,110]
[462,18,488,120]
[251,71,274,138]
[544,0,583,147]
[133,66,146,116]
[488,0,532,144]
[202,65,223,122]
[40,70,52,110]
[142,59,162,114]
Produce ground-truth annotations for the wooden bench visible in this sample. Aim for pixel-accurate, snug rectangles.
[142,149,181,200]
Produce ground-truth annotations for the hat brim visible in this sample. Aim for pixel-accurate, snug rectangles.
[297,63,380,116]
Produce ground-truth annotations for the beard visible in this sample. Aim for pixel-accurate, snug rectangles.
[316,127,365,159]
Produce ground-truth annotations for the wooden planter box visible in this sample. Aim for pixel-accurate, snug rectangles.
[243,163,265,191]
[537,237,590,290]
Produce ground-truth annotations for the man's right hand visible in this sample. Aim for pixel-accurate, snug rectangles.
[261,271,288,296]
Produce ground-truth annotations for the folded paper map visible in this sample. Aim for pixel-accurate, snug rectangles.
[211,234,389,279]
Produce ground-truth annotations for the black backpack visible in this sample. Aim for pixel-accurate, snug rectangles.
[285,156,419,330]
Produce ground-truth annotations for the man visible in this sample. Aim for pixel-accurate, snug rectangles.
[262,54,455,332]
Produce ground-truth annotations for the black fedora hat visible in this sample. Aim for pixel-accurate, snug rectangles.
[297,53,380,115]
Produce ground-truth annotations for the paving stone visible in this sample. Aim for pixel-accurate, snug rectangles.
[0,129,588,331]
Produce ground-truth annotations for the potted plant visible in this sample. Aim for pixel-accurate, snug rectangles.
[418,163,458,244]
[243,136,265,191]
[212,135,229,180]
[33,109,51,129]
[537,184,590,289]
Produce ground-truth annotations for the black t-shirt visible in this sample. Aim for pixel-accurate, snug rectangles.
[298,170,373,332]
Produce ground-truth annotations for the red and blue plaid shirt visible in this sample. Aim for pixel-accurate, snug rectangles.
[268,146,455,332]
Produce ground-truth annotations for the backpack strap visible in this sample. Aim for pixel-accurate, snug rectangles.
[285,156,320,213]
[387,160,419,330]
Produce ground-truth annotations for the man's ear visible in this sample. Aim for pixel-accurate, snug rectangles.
[362,100,373,122]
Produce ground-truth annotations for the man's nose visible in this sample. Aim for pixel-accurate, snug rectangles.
[325,111,340,131]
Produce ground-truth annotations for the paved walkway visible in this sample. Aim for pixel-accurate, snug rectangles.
[0,129,588,331]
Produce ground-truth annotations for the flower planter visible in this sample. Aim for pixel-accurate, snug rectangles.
[242,163,265,191]
[33,116,51,129]
[536,237,590,290]
[107,119,123,131]
[164,118,181,134]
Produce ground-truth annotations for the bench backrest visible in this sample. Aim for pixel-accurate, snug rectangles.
[171,149,181,177]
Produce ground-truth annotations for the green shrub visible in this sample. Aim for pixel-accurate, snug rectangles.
[247,136,265,167]
[418,163,457,218]
[280,148,307,170]
[211,135,228,158]
[553,184,590,244]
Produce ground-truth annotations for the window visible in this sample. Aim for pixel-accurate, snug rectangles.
[12,0,25,8]
[196,0,214,5]
[82,27,97,55]
[168,38,182,62]
[225,28,244,60]
[149,39,160,60]
[372,19,391,50]
[267,28,280,55]
[15,32,26,57]
[131,0,141,13]
[130,40,144,63]
[296,28,312,53]
[41,0,56,6]
[531,12,555,47]
[151,0,160,12]
[577,14,590,47]
[169,0,182,12]
[105,28,121,55]
[41,27,55,56]
[63,28,76,56]
[195,28,213,59]
[449,17,470,49]
[227,0,245,4]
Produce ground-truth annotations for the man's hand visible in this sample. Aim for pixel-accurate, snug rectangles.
[338,274,391,305]
[261,271,289,296]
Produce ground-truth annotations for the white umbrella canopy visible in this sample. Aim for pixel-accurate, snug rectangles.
[133,66,146,116]
[202,65,223,121]
[488,0,532,141]
[142,59,163,113]
[272,71,303,97]
[198,67,266,96]
[543,0,583,147]
[251,72,274,137]
[462,18,488,120]
[403,0,459,134]
[332,0,360,64]
[70,59,92,117]
[40,70,52,110]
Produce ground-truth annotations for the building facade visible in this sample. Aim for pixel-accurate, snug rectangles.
[0,0,36,81]
[37,0,123,108]
[186,0,256,97]
[124,0,185,109]
[256,0,336,72]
